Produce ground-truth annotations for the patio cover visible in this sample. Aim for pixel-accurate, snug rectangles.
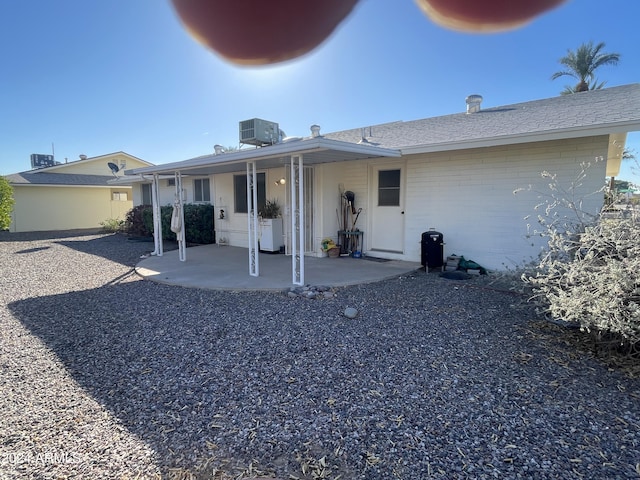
[126,136,401,286]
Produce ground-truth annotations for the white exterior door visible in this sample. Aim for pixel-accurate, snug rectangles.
[370,165,404,253]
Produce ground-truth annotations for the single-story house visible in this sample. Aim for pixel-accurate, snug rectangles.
[6,152,152,232]
[124,84,640,285]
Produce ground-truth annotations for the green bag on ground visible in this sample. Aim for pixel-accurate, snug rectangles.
[458,256,487,275]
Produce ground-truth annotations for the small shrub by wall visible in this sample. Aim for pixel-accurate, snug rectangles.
[125,204,215,244]
[100,218,125,233]
[125,205,153,237]
[182,204,215,244]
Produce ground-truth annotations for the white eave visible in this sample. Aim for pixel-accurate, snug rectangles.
[107,173,176,185]
[125,137,401,177]
[400,120,640,156]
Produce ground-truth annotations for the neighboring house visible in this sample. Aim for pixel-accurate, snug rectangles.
[126,84,640,281]
[6,152,153,232]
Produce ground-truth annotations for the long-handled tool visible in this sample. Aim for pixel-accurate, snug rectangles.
[344,191,355,214]
[338,183,346,230]
[349,201,354,230]
[338,184,347,253]
[352,207,362,229]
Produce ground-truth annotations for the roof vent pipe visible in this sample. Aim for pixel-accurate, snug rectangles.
[310,124,321,137]
[465,94,483,114]
[214,144,224,155]
[358,128,371,144]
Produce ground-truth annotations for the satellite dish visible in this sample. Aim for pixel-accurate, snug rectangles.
[107,162,119,177]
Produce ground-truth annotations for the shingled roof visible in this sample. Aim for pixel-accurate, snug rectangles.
[323,84,640,152]
[6,172,116,187]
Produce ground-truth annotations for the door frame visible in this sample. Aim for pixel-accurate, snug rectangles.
[368,161,406,257]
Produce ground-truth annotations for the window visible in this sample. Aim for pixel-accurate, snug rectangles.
[194,178,211,203]
[378,169,400,206]
[167,178,175,187]
[234,173,266,213]
[112,192,128,201]
[141,183,152,205]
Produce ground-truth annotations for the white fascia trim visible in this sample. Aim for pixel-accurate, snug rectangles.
[401,122,640,156]
[126,138,401,176]
[107,174,176,185]
[13,184,130,189]
[107,176,144,185]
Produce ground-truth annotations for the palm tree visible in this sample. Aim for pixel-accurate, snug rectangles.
[559,78,607,95]
[551,41,620,94]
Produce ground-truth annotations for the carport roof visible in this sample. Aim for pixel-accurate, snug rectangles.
[125,137,401,177]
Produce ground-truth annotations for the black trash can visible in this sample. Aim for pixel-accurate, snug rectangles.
[421,230,444,271]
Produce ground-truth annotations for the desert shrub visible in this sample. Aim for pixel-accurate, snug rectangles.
[520,161,640,359]
[100,218,125,233]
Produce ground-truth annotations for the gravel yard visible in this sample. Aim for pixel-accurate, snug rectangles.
[0,231,639,479]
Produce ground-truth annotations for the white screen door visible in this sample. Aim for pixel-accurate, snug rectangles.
[370,166,404,253]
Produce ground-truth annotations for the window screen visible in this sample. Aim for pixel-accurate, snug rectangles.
[378,169,400,206]
[194,178,211,202]
[234,173,266,213]
[141,183,152,205]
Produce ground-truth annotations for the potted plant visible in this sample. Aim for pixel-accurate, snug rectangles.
[259,199,281,218]
[258,199,283,252]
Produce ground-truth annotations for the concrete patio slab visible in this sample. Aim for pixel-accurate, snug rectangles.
[136,244,421,291]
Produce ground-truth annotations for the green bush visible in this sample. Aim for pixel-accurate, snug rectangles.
[183,203,215,244]
[124,203,215,244]
[125,205,153,237]
[520,162,640,359]
[142,206,155,236]
[0,176,15,230]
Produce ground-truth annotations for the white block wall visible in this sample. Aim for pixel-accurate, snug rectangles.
[403,136,609,270]
[131,135,610,269]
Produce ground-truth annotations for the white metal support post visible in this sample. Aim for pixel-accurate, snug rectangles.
[247,161,259,277]
[151,173,163,256]
[175,171,186,262]
[291,154,305,285]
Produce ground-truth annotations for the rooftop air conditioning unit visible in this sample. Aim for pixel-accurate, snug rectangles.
[239,118,279,147]
[30,154,55,169]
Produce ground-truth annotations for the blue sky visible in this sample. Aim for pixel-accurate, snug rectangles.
[1,0,638,181]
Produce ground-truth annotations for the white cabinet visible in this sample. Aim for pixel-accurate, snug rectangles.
[259,218,283,252]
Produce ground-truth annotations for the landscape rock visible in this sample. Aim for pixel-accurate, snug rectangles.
[287,285,335,300]
[344,307,358,319]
